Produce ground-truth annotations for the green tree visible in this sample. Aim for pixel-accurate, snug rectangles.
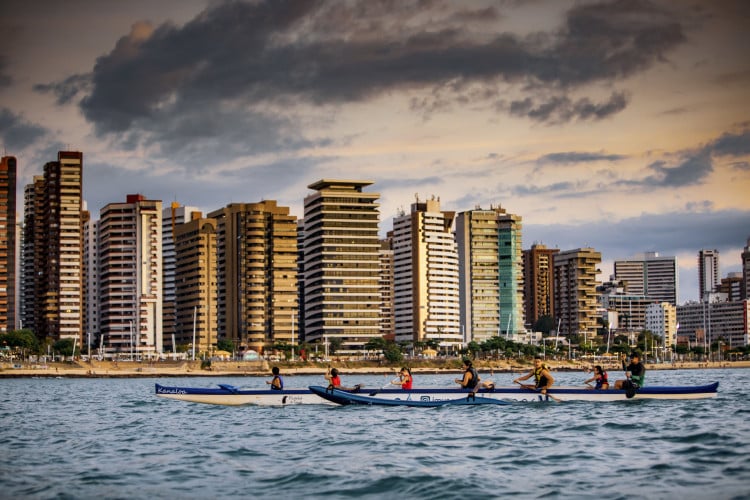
[1,329,40,353]
[53,338,77,357]
[216,339,235,353]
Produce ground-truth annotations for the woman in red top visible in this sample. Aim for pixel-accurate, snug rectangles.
[390,367,413,389]
[325,367,341,389]
[325,367,362,392]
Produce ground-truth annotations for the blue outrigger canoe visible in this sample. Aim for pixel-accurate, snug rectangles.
[309,385,512,406]
[156,381,719,406]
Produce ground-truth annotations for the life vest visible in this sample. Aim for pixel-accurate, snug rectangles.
[534,365,550,388]
[401,374,413,390]
[465,367,479,389]
[271,375,284,390]
[595,371,608,390]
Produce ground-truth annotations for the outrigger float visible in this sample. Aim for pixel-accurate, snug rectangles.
[155,381,719,406]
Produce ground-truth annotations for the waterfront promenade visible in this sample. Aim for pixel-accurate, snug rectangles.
[2,358,748,378]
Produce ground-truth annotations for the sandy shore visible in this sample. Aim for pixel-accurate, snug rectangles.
[2,358,748,378]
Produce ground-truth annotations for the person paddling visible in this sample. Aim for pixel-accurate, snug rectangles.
[325,366,361,392]
[266,366,283,390]
[584,365,609,390]
[513,357,555,397]
[455,359,480,392]
[615,353,645,389]
[389,367,413,389]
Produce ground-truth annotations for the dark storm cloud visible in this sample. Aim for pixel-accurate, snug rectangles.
[0,107,48,151]
[33,0,687,160]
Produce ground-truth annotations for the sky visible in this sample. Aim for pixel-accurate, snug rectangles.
[1,0,748,304]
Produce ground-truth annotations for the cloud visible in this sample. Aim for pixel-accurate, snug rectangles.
[33,73,91,105]
[525,208,749,259]
[524,208,749,302]
[34,0,687,163]
[0,107,48,151]
[642,126,750,187]
[503,91,630,123]
[538,151,628,164]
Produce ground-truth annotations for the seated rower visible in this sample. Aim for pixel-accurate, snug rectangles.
[615,352,645,389]
[325,367,361,392]
[584,365,609,390]
[513,357,555,397]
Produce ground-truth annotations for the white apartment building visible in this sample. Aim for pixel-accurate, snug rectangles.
[98,194,163,358]
[645,302,677,349]
[393,196,461,350]
[698,249,720,301]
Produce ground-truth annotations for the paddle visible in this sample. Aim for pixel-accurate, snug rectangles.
[620,356,639,399]
[515,380,562,403]
[368,383,392,396]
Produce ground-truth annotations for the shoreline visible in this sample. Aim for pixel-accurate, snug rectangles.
[2,359,748,379]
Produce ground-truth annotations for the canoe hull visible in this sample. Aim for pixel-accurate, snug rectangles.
[309,385,511,406]
[155,382,719,406]
[155,383,334,406]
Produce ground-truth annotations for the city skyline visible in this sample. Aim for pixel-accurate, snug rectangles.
[1,0,748,303]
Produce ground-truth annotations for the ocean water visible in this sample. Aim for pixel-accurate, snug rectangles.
[1,368,748,500]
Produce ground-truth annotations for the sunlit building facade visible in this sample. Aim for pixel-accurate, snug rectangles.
[394,197,461,350]
[303,180,381,354]
[210,200,298,354]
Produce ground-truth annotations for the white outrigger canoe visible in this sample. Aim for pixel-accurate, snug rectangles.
[155,383,337,406]
[155,381,718,406]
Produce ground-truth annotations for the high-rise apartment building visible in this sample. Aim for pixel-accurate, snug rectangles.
[379,236,395,338]
[0,156,17,332]
[20,177,43,333]
[742,238,750,301]
[676,300,749,350]
[174,213,217,355]
[210,200,298,354]
[394,197,461,349]
[162,202,200,351]
[698,249,720,301]
[614,252,678,305]
[98,194,163,357]
[456,205,524,343]
[497,209,524,336]
[22,152,85,342]
[645,302,677,350]
[303,180,381,354]
[83,216,98,352]
[553,248,601,337]
[523,243,559,329]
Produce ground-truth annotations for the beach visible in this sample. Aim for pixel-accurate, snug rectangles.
[2,357,748,378]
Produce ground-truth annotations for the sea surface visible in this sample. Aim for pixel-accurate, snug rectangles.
[1,368,748,500]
